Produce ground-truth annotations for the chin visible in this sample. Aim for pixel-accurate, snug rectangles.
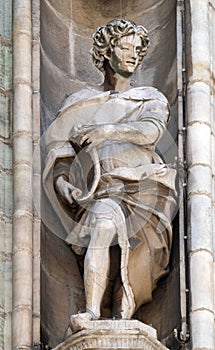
[127,67,136,73]
[125,68,136,75]
[118,67,136,76]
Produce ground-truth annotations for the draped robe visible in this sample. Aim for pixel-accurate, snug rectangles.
[43,86,177,314]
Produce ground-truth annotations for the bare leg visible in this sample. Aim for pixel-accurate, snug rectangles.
[85,218,117,318]
[70,218,117,332]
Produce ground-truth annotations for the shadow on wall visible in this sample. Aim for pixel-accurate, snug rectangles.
[40,0,180,348]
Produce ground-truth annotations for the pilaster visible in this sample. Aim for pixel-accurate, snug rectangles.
[0,0,13,349]
[12,0,33,349]
[186,1,215,349]
[32,0,41,346]
[209,0,215,337]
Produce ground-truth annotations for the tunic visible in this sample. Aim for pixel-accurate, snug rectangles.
[43,86,177,313]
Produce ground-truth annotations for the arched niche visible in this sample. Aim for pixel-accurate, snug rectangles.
[40,0,180,348]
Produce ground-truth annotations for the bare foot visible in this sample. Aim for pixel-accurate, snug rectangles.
[70,312,93,333]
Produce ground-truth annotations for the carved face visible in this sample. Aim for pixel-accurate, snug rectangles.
[109,34,142,77]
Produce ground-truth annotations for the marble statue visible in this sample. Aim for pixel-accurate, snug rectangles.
[43,19,177,332]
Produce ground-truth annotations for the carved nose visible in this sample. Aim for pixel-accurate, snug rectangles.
[132,49,138,59]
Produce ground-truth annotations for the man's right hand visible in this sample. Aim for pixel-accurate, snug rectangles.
[55,176,75,204]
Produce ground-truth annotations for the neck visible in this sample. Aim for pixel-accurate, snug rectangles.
[103,63,130,92]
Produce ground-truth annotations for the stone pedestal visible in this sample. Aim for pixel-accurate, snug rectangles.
[53,320,168,350]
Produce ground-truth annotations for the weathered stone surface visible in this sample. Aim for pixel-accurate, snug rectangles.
[32,0,40,41]
[32,93,40,144]
[48,0,72,20]
[3,258,12,318]
[12,1,34,348]
[0,173,12,217]
[0,142,12,170]
[188,195,213,252]
[136,254,180,345]
[13,216,33,252]
[186,1,215,349]
[13,165,32,211]
[74,34,102,84]
[190,309,215,350]
[0,1,12,38]
[32,218,40,341]
[4,310,12,350]
[13,85,32,133]
[0,2,12,349]
[188,4,211,85]
[0,221,9,253]
[190,251,214,312]
[32,41,40,92]
[41,0,71,75]
[13,248,32,305]
[188,165,212,196]
[0,95,11,140]
[41,266,71,344]
[13,33,31,84]
[71,0,121,35]
[32,2,41,344]
[13,135,32,165]
[41,228,85,348]
[133,0,177,105]
[42,229,83,288]
[187,123,211,167]
[40,47,87,119]
[53,320,168,350]
[12,306,32,349]
[0,45,12,90]
[187,82,211,124]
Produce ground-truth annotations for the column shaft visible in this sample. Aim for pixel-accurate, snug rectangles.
[12,1,33,349]
[186,1,214,349]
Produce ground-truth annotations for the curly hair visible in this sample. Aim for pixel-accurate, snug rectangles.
[91,19,150,72]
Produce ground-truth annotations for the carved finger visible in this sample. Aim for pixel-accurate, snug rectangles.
[80,134,90,144]
[65,190,73,204]
[82,125,94,131]
[81,137,93,148]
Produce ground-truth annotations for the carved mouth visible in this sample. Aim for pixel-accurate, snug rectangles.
[126,61,136,65]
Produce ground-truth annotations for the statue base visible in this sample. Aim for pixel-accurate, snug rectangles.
[53,320,169,350]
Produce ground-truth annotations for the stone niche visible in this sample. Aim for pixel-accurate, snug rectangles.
[40,0,180,349]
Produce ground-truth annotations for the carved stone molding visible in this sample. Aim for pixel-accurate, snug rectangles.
[53,320,168,350]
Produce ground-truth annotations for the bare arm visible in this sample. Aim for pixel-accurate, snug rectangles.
[73,121,162,152]
[71,97,169,151]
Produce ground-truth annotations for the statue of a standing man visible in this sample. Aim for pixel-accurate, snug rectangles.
[43,19,177,332]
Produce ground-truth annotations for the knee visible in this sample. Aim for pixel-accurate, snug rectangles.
[95,218,116,232]
[89,218,117,248]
